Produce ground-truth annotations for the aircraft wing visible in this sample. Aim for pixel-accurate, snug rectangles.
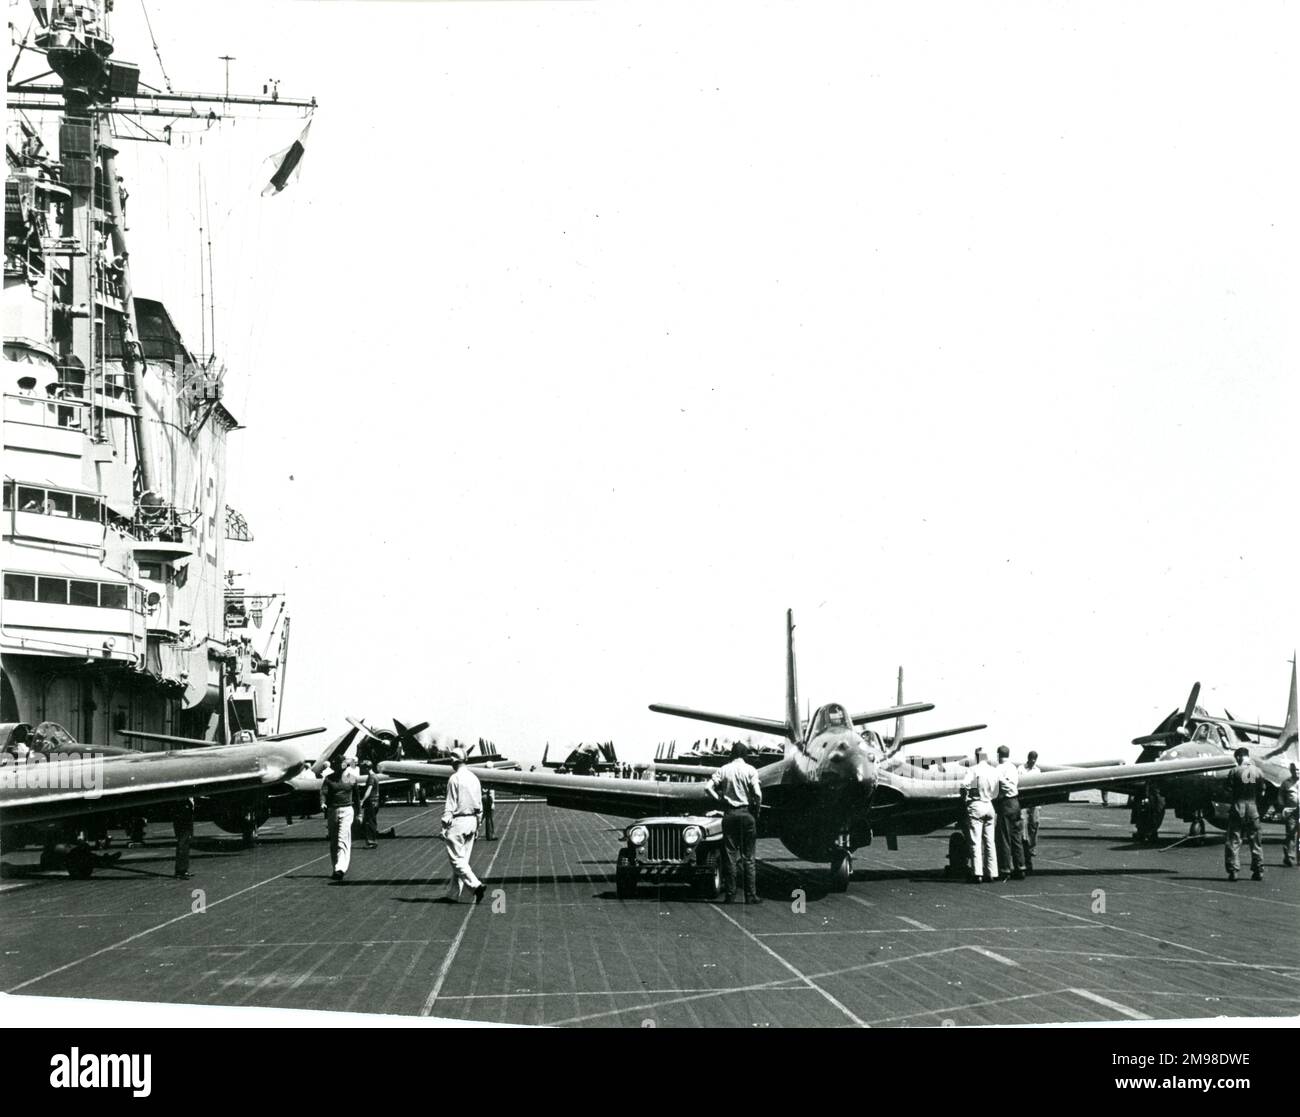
[379,760,715,818]
[1014,754,1236,804]
[0,741,308,825]
[120,726,327,748]
[647,704,791,739]
[871,753,1237,815]
[647,762,716,780]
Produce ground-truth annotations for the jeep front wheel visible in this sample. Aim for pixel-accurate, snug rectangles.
[615,850,639,899]
[692,850,722,900]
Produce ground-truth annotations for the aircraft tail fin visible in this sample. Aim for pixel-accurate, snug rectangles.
[1265,655,1299,762]
[890,666,906,758]
[785,608,800,742]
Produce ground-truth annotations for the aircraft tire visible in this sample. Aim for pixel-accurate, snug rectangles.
[830,852,851,892]
[66,844,94,880]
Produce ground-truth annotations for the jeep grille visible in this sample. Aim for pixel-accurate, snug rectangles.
[646,824,684,862]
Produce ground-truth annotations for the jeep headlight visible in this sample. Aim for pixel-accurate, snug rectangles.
[682,825,702,846]
[628,825,648,847]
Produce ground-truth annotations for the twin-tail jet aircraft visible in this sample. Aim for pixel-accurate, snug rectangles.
[1127,663,1300,829]
[381,610,1237,892]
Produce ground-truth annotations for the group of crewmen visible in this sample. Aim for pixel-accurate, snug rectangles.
[167,744,1299,896]
[958,746,1299,884]
[959,745,1038,882]
[318,749,496,902]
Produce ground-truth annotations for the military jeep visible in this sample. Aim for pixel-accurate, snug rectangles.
[615,814,725,899]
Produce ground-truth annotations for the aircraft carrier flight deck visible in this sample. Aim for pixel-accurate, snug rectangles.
[2,799,1296,1027]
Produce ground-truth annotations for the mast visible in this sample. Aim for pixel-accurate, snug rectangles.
[11,0,314,497]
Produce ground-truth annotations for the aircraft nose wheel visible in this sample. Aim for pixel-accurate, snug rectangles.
[830,850,852,892]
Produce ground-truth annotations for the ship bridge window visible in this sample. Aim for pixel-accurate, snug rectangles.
[7,484,104,522]
[74,495,103,522]
[3,574,35,601]
[69,580,99,607]
[36,577,67,605]
[3,572,136,610]
[99,584,128,610]
[137,562,171,583]
[18,486,45,512]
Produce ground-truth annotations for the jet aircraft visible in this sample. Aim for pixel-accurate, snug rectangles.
[0,727,311,877]
[382,610,1236,891]
[542,741,620,774]
[1127,664,1300,830]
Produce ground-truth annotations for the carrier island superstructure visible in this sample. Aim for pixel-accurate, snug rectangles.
[3,2,312,766]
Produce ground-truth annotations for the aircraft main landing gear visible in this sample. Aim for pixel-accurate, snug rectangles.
[829,849,852,892]
[40,837,98,879]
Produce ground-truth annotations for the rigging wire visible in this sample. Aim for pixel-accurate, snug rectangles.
[138,0,174,93]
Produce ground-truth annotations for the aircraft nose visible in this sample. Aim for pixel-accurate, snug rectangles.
[820,737,877,797]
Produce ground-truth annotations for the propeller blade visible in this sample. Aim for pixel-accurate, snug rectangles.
[1180,682,1201,730]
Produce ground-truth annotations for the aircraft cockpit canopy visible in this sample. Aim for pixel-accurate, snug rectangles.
[808,703,851,739]
[1192,723,1232,748]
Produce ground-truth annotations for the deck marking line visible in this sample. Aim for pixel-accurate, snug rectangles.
[419,803,518,1018]
[552,944,972,1027]
[709,904,867,1027]
[967,946,1018,967]
[1069,987,1153,1020]
[896,915,935,931]
[4,808,435,994]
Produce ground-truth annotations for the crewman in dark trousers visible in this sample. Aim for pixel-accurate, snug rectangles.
[1282,762,1298,868]
[993,745,1026,880]
[173,796,194,880]
[358,760,381,848]
[482,786,496,841]
[707,742,763,904]
[1225,747,1266,882]
[1019,750,1040,871]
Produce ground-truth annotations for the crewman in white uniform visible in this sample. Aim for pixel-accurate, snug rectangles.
[320,756,359,883]
[440,749,487,904]
[962,748,1000,883]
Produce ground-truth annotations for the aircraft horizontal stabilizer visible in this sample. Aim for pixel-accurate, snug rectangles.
[851,702,935,726]
[1196,716,1284,739]
[895,724,987,747]
[648,704,790,739]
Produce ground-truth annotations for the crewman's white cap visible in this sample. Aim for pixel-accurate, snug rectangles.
[449,748,466,763]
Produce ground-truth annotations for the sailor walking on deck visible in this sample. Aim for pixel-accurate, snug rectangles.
[321,756,358,882]
[440,750,487,904]
[707,742,763,905]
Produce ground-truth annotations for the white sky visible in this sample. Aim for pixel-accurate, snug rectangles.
[22,0,1297,765]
